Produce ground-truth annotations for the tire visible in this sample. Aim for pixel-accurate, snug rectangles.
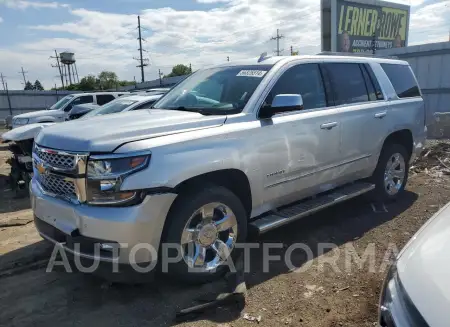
[161,184,248,284]
[369,143,409,202]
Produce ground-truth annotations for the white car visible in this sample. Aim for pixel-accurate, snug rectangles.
[12,92,127,128]
[379,202,450,327]
[82,94,163,119]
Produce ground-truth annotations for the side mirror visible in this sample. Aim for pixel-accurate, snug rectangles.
[259,94,304,119]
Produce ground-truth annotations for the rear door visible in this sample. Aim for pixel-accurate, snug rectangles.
[321,62,388,182]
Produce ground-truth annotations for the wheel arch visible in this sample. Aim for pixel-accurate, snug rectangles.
[381,129,413,160]
[173,168,253,219]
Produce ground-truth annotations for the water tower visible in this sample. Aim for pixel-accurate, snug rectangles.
[59,52,80,85]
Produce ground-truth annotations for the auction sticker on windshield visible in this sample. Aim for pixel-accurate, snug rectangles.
[236,70,267,78]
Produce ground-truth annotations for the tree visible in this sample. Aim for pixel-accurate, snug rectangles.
[34,80,44,91]
[165,64,191,78]
[78,75,97,91]
[24,81,34,90]
[98,71,118,89]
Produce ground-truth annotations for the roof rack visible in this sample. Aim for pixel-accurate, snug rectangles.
[316,51,398,59]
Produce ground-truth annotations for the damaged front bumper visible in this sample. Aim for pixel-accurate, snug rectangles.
[31,178,177,266]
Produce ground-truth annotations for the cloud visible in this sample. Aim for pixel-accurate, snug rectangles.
[196,0,232,3]
[1,0,450,90]
[0,0,66,9]
[0,17,3,23]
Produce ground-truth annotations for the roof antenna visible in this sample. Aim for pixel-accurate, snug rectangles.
[258,52,269,63]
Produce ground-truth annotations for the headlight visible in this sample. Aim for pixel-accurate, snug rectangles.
[379,263,429,327]
[14,118,29,125]
[86,153,150,205]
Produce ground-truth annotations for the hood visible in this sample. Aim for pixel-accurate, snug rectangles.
[69,104,99,115]
[14,110,62,119]
[35,109,226,152]
[1,123,55,141]
[397,202,450,326]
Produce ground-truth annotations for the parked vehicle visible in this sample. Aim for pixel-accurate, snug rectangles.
[81,93,163,118]
[67,103,100,120]
[1,123,53,196]
[30,54,426,282]
[379,202,450,327]
[12,92,127,128]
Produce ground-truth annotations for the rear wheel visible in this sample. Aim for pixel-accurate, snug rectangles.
[161,185,247,283]
[369,143,409,201]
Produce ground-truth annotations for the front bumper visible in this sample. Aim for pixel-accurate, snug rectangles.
[31,178,177,265]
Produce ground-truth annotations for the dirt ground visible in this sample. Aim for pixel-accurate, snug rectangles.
[1,129,450,327]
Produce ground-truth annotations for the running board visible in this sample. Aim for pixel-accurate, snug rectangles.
[250,182,375,234]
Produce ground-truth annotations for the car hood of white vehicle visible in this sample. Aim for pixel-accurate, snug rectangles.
[14,110,62,119]
[1,122,55,141]
[397,202,450,326]
[35,109,227,152]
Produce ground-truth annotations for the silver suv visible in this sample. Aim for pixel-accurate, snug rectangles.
[30,54,426,282]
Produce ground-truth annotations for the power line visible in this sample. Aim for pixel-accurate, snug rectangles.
[270,29,284,56]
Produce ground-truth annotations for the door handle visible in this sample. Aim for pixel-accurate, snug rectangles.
[320,122,338,130]
[374,111,387,119]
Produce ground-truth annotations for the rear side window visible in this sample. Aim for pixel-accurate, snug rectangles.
[323,63,368,105]
[96,94,115,105]
[381,64,421,98]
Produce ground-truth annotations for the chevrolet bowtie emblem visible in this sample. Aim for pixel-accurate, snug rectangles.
[36,163,46,175]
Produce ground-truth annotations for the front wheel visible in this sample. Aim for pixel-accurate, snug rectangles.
[369,143,409,201]
[161,185,247,283]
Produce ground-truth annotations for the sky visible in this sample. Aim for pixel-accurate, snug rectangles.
[0,0,449,89]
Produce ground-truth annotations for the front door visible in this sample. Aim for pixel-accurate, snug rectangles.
[255,63,342,209]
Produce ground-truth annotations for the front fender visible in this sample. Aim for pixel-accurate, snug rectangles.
[120,141,246,191]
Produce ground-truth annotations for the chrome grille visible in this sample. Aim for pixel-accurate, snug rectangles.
[37,173,77,199]
[37,150,75,169]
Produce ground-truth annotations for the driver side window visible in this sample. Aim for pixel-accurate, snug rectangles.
[265,64,327,110]
[64,95,94,112]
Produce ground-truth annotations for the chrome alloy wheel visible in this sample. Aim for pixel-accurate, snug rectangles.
[384,152,406,196]
[180,202,238,271]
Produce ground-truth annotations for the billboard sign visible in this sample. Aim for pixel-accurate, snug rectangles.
[321,0,410,53]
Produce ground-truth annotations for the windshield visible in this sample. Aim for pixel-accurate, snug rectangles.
[49,95,75,110]
[83,99,138,118]
[153,65,273,115]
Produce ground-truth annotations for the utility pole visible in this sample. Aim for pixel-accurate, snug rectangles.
[372,18,382,55]
[19,67,28,85]
[134,15,148,83]
[50,50,65,89]
[189,63,192,73]
[158,69,163,86]
[270,29,284,56]
[0,73,6,90]
[1,74,12,115]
